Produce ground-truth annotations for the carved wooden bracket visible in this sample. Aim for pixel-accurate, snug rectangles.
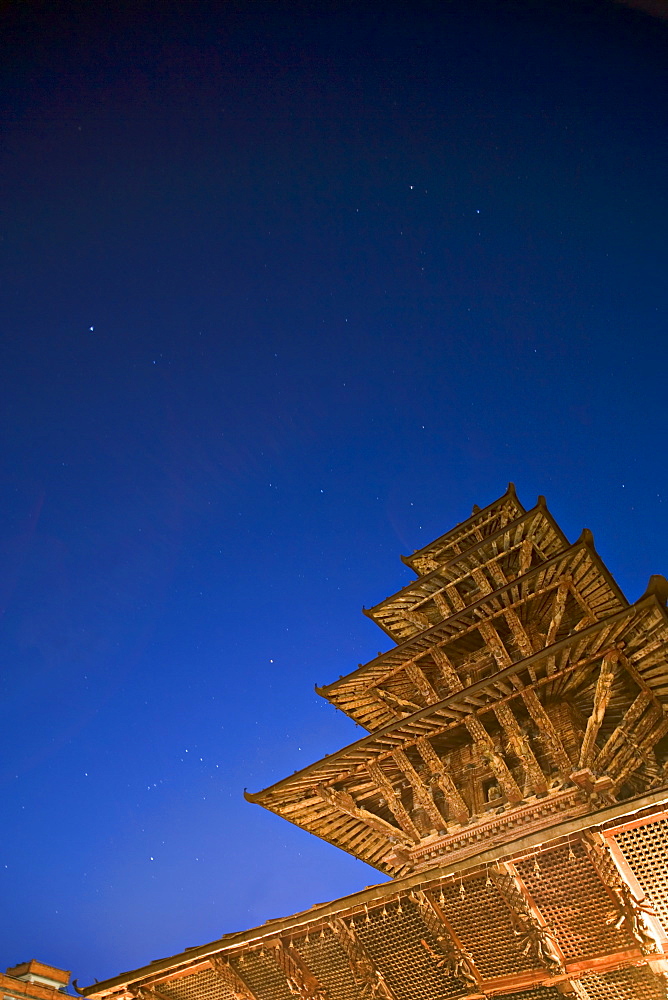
[464,715,523,803]
[329,917,397,1000]
[209,956,260,1000]
[581,832,663,956]
[490,864,564,975]
[409,889,480,990]
[271,940,328,1000]
[316,782,414,846]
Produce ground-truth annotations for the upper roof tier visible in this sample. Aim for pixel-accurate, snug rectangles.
[401,483,525,575]
[320,533,627,732]
[365,499,568,644]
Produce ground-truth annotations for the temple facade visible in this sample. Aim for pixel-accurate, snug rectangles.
[82,487,668,1000]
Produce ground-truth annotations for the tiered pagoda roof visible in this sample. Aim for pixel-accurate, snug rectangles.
[248,486,666,878]
[82,487,668,1000]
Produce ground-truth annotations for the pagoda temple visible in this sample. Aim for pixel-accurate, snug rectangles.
[81,486,668,1000]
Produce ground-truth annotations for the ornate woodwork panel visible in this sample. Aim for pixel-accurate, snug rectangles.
[515,843,635,960]
[610,815,668,932]
[403,486,525,575]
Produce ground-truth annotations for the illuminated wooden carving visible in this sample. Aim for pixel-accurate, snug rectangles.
[329,918,396,1000]
[209,956,259,1000]
[490,864,564,974]
[271,941,328,1000]
[581,832,662,955]
[409,888,479,989]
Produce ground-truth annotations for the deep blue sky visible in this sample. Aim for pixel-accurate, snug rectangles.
[1,0,667,986]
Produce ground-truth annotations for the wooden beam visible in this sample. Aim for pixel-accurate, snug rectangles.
[545,581,570,647]
[518,537,533,576]
[366,760,422,842]
[391,747,446,832]
[503,608,535,661]
[329,918,397,1000]
[471,567,494,596]
[403,608,430,631]
[430,646,463,693]
[493,862,565,974]
[479,554,548,677]
[409,888,481,989]
[270,940,328,1000]
[432,590,451,618]
[609,716,668,793]
[316,783,414,846]
[494,702,548,795]
[464,715,523,803]
[404,660,440,705]
[372,686,420,718]
[594,691,654,771]
[445,584,465,611]
[520,688,573,775]
[415,738,469,824]
[578,650,620,769]
[208,957,260,1000]
[478,621,513,670]
[605,702,662,778]
[569,583,599,631]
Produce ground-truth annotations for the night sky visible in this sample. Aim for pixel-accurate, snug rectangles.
[1,0,667,987]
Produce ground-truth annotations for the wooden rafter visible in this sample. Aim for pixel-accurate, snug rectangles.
[432,590,451,618]
[545,581,570,647]
[370,506,567,635]
[403,609,430,630]
[372,687,419,719]
[610,715,668,793]
[478,621,513,669]
[520,688,573,775]
[594,691,654,772]
[403,660,439,704]
[606,702,663,777]
[519,536,534,575]
[429,646,463,693]
[320,539,628,718]
[402,486,524,574]
[503,607,535,660]
[444,583,465,612]
[256,639,640,816]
